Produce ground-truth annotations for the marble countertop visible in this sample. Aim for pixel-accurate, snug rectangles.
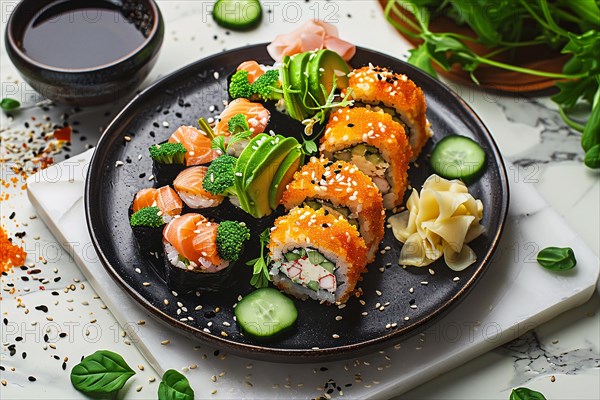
[1,1,598,399]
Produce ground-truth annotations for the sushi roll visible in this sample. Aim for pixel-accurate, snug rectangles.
[168,125,221,166]
[130,186,183,253]
[162,213,250,292]
[281,157,385,263]
[343,66,432,160]
[320,107,412,210]
[173,166,224,209]
[268,206,368,304]
[148,142,187,187]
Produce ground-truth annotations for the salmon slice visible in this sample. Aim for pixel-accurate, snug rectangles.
[163,213,206,262]
[191,220,221,265]
[168,126,220,166]
[173,167,223,209]
[214,98,270,137]
[132,186,183,216]
[237,60,264,84]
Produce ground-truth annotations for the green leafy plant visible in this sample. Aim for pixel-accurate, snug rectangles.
[246,228,271,288]
[384,0,600,168]
[158,369,194,400]
[0,98,20,111]
[537,246,577,270]
[70,350,135,394]
[510,387,547,400]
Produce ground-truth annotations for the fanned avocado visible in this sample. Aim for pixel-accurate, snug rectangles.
[245,137,300,218]
[268,146,303,210]
[307,50,350,105]
[234,133,270,211]
[281,56,308,121]
[289,52,315,109]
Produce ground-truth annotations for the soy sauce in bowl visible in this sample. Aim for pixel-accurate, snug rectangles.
[22,0,150,69]
[5,0,164,105]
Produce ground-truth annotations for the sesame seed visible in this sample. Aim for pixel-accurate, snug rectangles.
[161,340,170,345]
[332,334,340,339]
[453,277,460,282]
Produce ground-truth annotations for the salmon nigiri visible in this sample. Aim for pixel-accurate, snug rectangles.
[173,166,223,209]
[132,186,183,217]
[237,60,264,84]
[168,126,220,166]
[214,98,270,137]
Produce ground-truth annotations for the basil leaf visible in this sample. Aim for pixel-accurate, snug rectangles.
[70,350,135,393]
[537,246,577,271]
[407,45,437,76]
[158,369,194,400]
[510,387,547,400]
[0,98,20,111]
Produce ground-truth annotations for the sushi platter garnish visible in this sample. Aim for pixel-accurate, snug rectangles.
[126,21,489,342]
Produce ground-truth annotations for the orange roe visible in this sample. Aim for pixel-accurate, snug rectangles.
[0,227,27,273]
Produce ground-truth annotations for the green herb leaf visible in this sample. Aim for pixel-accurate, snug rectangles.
[407,45,437,76]
[246,228,271,288]
[158,369,194,400]
[0,98,20,111]
[509,387,547,400]
[584,143,600,168]
[211,135,227,154]
[302,139,318,155]
[537,246,577,271]
[70,350,135,394]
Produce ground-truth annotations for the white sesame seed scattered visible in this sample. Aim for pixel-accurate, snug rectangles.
[428,268,435,275]
[162,121,169,128]
[409,287,414,293]
[410,304,417,309]
[376,290,382,296]
[213,71,220,79]
[420,281,429,285]
[335,315,343,321]
[453,276,460,282]
[404,316,410,321]
[332,334,340,339]
[161,340,170,345]
[115,161,124,167]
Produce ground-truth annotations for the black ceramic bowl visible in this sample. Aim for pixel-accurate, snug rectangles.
[5,0,164,106]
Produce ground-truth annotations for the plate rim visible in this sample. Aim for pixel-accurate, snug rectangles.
[85,43,510,361]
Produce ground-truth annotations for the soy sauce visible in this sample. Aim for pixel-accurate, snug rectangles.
[21,0,151,69]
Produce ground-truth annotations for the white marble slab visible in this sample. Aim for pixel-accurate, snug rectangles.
[26,149,599,399]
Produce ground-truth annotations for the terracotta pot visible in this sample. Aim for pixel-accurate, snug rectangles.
[379,0,570,93]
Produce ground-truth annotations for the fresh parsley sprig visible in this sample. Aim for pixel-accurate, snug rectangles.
[246,228,271,288]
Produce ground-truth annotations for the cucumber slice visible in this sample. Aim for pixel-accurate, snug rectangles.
[307,249,326,265]
[307,281,319,292]
[284,252,301,262]
[234,288,297,340]
[212,0,262,31]
[430,135,486,182]
[321,261,335,273]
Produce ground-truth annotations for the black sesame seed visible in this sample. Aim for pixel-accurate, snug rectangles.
[54,277,61,283]
[51,291,59,296]
[2,318,7,325]
[9,212,15,219]
[347,123,355,128]
[322,224,328,228]
[28,376,36,382]
[149,131,155,138]
[8,346,16,357]
[43,334,49,342]
[15,232,26,239]
[204,310,216,319]
[53,355,60,360]
[62,362,67,370]
[345,383,352,387]
[22,352,27,359]
[153,122,160,128]
[213,349,220,357]
[0,366,5,371]
[21,276,29,281]
[320,367,328,371]
[35,305,49,313]
[409,299,415,305]
[59,333,67,338]
[139,173,146,178]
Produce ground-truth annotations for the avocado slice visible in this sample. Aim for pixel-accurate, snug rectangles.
[268,146,304,210]
[289,52,315,109]
[234,133,270,212]
[245,137,300,218]
[281,56,308,121]
[307,50,350,106]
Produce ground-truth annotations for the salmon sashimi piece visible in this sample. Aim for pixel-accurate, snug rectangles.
[173,167,224,209]
[168,126,220,166]
[191,220,221,265]
[163,213,206,262]
[132,188,158,212]
[132,187,183,217]
[214,98,270,137]
[155,186,183,216]
[237,60,265,84]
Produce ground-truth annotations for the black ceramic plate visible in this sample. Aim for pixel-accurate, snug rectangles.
[86,44,509,362]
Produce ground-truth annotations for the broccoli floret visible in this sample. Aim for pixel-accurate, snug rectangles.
[216,220,250,261]
[229,70,254,99]
[148,142,186,164]
[130,206,164,228]
[252,69,283,101]
[227,113,250,134]
[202,155,238,196]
